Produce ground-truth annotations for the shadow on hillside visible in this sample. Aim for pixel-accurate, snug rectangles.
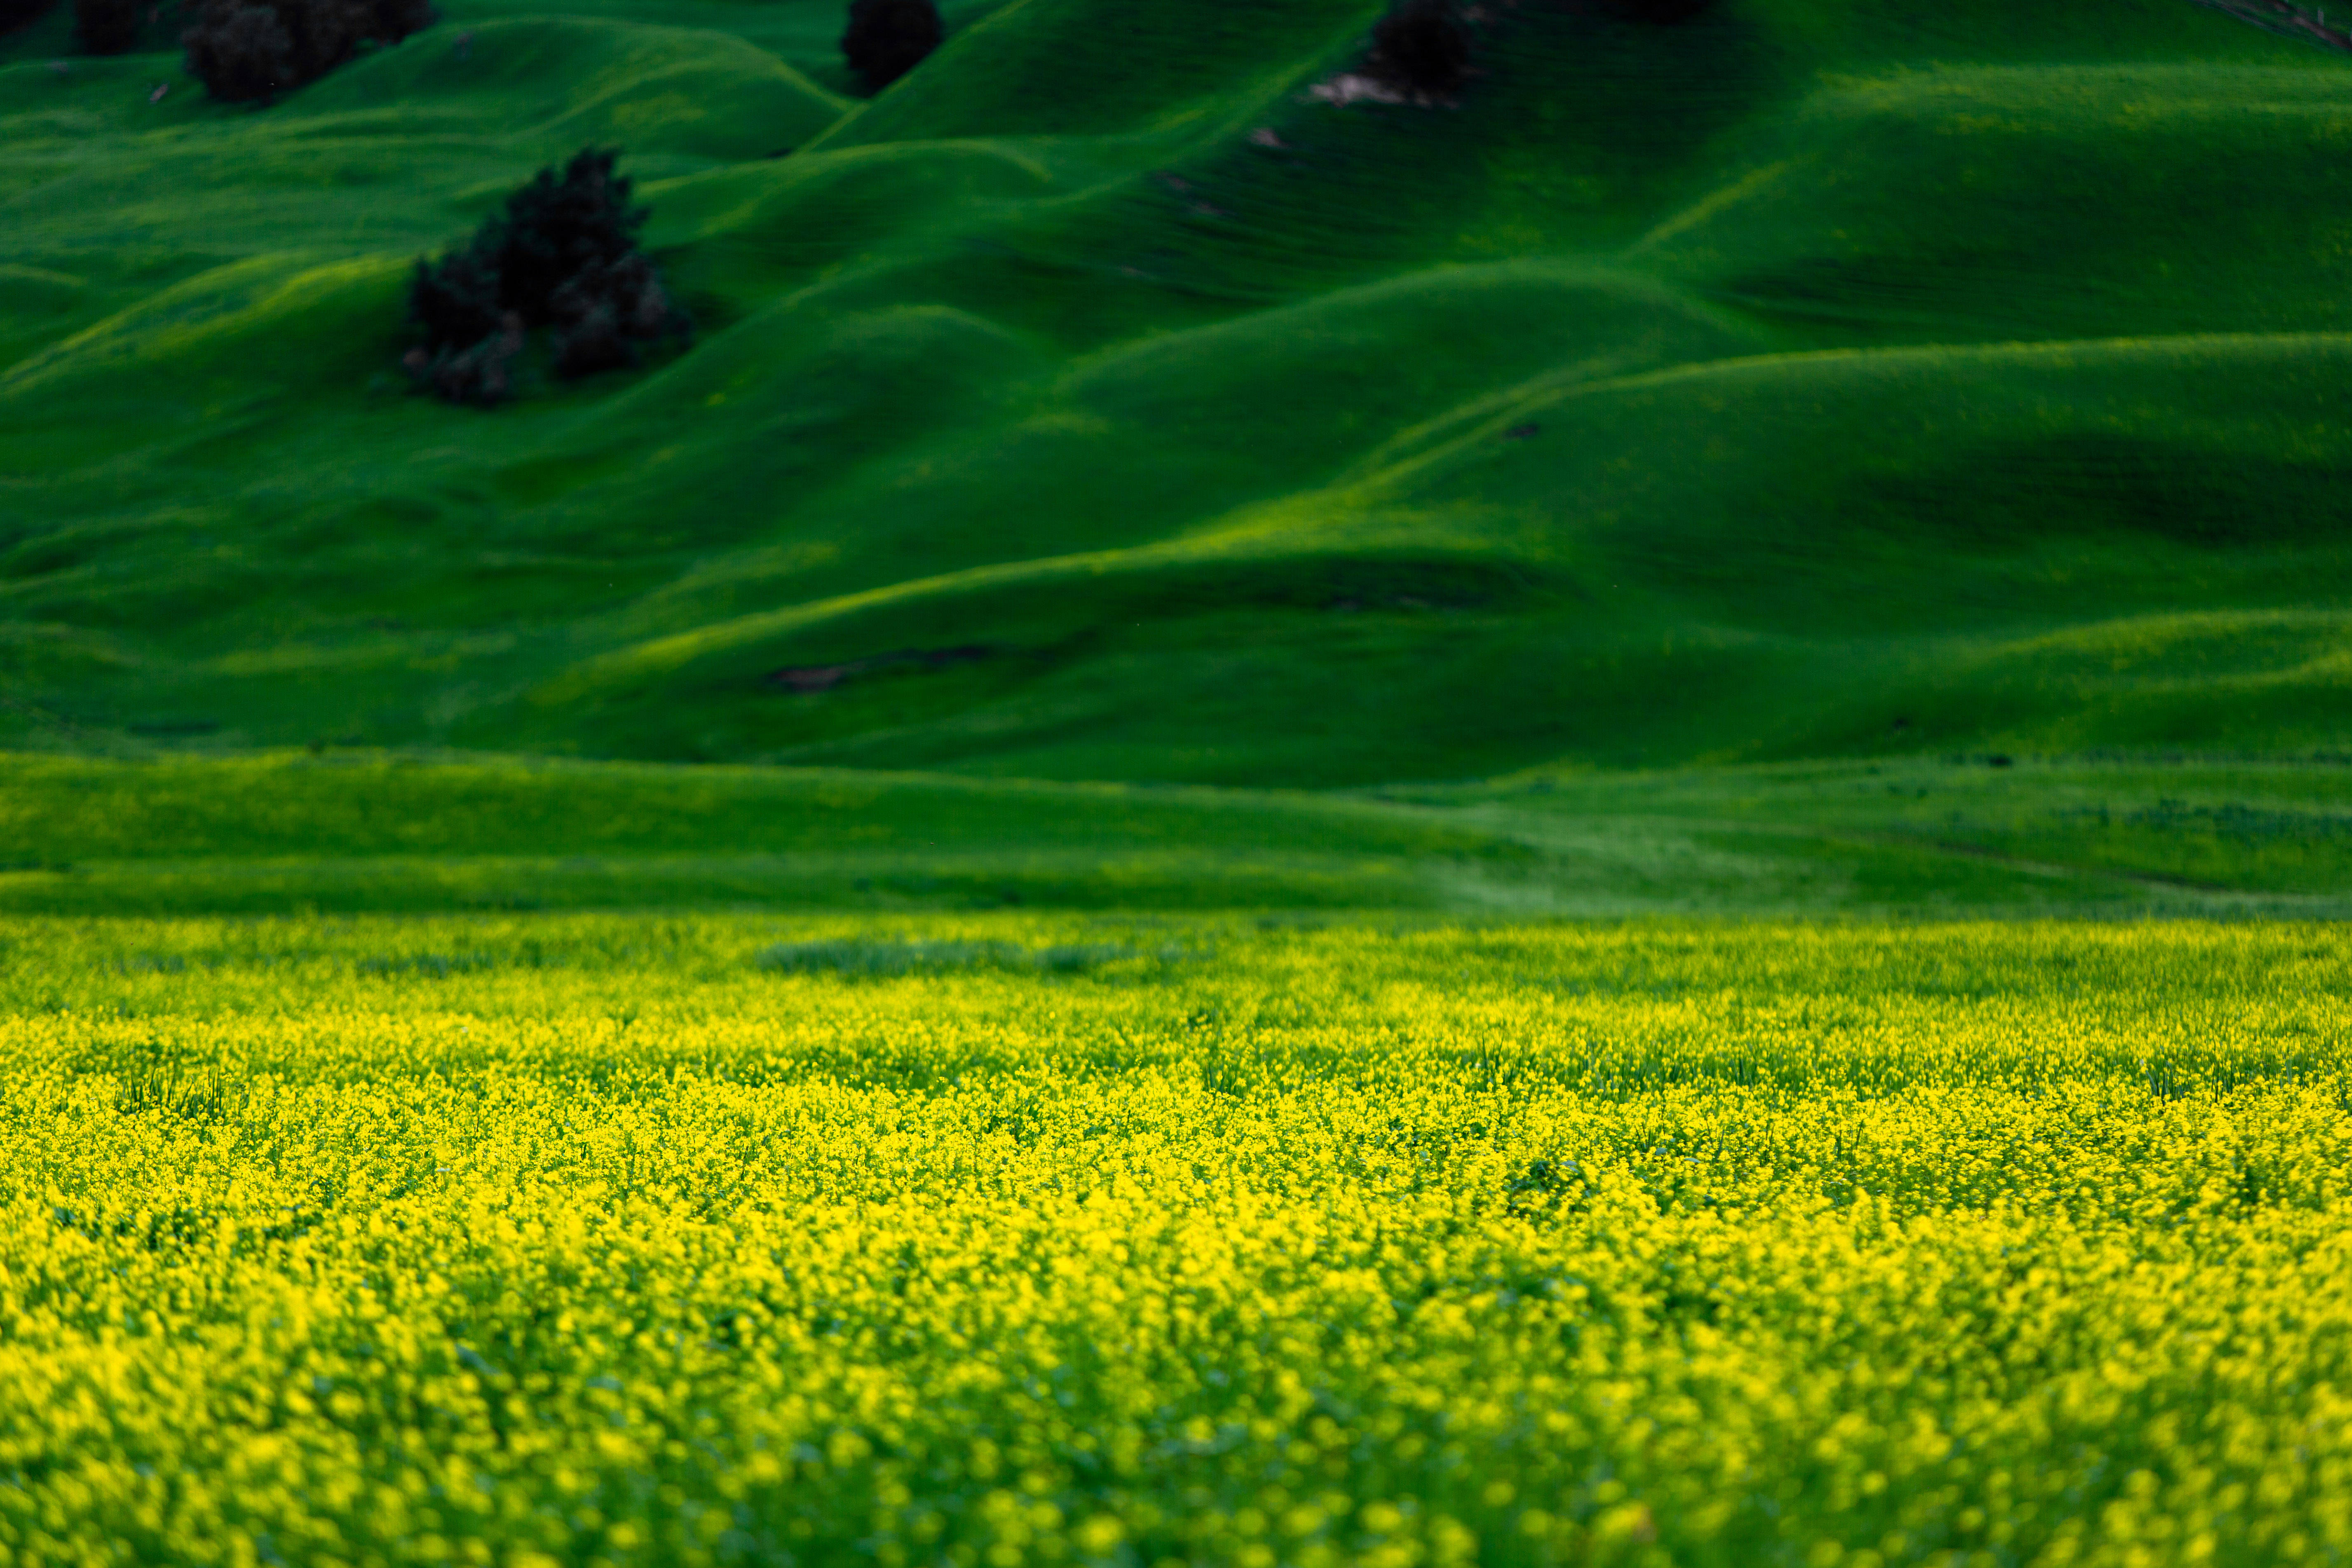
[1512,1,1794,211]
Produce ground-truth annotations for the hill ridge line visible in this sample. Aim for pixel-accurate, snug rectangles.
[1334,328,2352,495]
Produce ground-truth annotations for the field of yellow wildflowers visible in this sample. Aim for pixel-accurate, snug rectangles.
[2,914,2346,1568]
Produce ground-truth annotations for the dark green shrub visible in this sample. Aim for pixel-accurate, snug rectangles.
[182,1,291,95]
[406,247,504,356]
[480,149,646,325]
[73,0,141,53]
[840,0,939,93]
[181,0,434,102]
[1369,0,1470,96]
[403,148,690,404]
[403,316,524,408]
[550,252,690,380]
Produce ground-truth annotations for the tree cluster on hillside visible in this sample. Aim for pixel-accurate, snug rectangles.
[182,0,435,101]
[404,148,692,407]
[839,0,939,94]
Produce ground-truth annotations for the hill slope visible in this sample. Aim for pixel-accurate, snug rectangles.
[3,0,2349,785]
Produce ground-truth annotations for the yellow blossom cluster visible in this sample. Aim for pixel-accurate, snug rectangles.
[0,915,2345,1568]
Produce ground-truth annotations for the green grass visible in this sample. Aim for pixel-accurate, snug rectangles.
[8,748,2352,915]
[7,0,2352,788]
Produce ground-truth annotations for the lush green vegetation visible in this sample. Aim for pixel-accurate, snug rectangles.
[6,749,2352,916]
[4,915,2347,1566]
[7,0,2350,785]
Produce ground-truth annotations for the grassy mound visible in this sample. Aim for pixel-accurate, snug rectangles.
[3,0,2350,783]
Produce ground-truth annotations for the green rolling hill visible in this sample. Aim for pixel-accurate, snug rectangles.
[5,0,2352,910]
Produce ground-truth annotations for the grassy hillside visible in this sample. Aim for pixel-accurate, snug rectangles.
[4,0,2350,786]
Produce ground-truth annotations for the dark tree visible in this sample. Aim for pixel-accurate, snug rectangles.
[1605,0,1718,20]
[403,313,524,407]
[371,0,431,37]
[549,296,628,380]
[182,0,434,102]
[407,246,505,356]
[1370,0,1470,96]
[840,0,940,93]
[551,251,689,380]
[73,0,141,53]
[183,2,292,96]
[401,148,689,403]
[481,149,647,326]
[266,0,355,79]
[2,0,61,35]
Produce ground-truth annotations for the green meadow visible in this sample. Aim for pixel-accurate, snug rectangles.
[7,0,2352,822]
[8,749,2352,915]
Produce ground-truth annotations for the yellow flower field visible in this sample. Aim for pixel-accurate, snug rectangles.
[0,916,2345,1568]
